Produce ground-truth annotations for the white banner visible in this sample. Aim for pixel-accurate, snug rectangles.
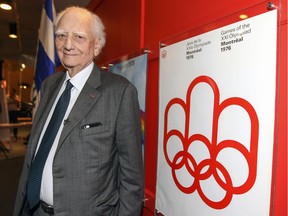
[156,10,277,216]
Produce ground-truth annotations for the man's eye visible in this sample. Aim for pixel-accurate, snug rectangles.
[56,34,67,40]
[74,35,86,43]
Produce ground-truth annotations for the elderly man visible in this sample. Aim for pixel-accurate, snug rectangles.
[14,6,143,216]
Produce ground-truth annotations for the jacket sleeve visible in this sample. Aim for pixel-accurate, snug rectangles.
[115,83,144,215]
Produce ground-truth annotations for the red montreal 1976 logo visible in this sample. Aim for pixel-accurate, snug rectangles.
[163,75,259,209]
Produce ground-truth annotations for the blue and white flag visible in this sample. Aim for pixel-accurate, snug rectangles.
[34,0,57,91]
[32,0,58,116]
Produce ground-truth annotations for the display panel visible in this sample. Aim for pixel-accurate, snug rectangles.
[156,9,277,216]
[109,52,148,156]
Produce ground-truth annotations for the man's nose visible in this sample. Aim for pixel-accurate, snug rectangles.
[64,36,75,49]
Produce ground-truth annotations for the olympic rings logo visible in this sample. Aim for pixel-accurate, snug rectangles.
[163,75,259,209]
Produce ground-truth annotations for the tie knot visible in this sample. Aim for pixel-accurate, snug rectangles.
[66,80,73,91]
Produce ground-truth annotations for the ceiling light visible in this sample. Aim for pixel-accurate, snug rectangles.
[19,82,31,89]
[0,0,12,10]
[9,22,17,39]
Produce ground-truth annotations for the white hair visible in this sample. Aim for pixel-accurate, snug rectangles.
[55,6,106,51]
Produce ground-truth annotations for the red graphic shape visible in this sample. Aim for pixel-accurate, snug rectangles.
[163,75,259,209]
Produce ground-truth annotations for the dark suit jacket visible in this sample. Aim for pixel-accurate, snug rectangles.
[13,65,144,216]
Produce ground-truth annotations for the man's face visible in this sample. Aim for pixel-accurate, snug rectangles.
[55,10,99,76]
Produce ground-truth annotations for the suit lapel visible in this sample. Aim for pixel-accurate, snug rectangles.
[56,66,102,151]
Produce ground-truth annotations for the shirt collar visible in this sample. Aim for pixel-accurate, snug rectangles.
[64,62,94,91]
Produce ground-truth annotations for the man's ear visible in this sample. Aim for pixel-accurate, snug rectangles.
[94,39,101,57]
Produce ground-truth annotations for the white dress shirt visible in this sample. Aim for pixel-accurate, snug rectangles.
[35,62,94,205]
